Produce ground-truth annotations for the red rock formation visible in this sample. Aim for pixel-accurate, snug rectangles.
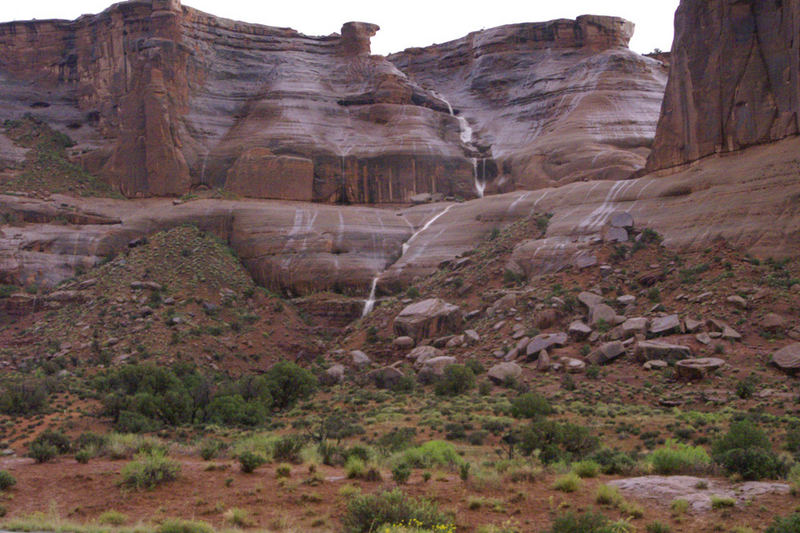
[647,0,800,172]
[0,4,667,201]
[389,16,668,189]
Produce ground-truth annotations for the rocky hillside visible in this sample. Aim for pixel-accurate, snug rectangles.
[0,1,666,201]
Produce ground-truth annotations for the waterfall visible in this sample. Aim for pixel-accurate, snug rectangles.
[474,158,485,198]
[401,204,455,256]
[362,276,379,317]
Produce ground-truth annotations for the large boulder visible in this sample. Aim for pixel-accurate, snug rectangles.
[367,366,405,389]
[526,332,568,359]
[675,358,725,380]
[487,362,522,385]
[649,315,681,335]
[635,341,692,363]
[587,342,625,365]
[393,299,463,342]
[407,345,444,366]
[418,356,457,382]
[772,344,800,374]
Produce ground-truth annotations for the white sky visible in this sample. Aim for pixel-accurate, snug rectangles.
[1,1,679,56]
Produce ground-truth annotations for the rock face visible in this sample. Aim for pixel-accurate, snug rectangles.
[390,16,668,189]
[647,0,800,172]
[0,5,666,201]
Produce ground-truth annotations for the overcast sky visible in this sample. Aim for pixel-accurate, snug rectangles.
[1,1,679,56]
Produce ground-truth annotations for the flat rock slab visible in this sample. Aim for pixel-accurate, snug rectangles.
[650,314,681,335]
[675,357,725,379]
[609,476,789,513]
[526,332,568,358]
[635,340,692,362]
[772,343,800,374]
[393,298,463,342]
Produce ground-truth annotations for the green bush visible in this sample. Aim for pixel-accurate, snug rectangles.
[199,438,225,461]
[398,440,463,469]
[517,420,599,463]
[712,420,787,480]
[75,449,93,464]
[510,392,553,419]
[264,361,317,410]
[434,365,475,396]
[547,511,609,533]
[0,380,49,415]
[32,429,71,454]
[158,519,215,533]
[645,522,671,533]
[238,451,266,474]
[28,441,58,463]
[590,448,635,475]
[392,463,412,484]
[342,489,453,533]
[98,510,128,526]
[649,440,710,475]
[552,473,581,493]
[275,463,292,478]
[767,513,800,533]
[272,434,305,463]
[119,450,180,489]
[572,460,601,478]
[0,470,16,490]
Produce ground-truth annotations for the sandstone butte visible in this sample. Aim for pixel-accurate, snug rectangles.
[0,0,799,301]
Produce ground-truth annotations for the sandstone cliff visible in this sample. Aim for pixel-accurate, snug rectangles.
[0,2,667,201]
[389,16,668,190]
[647,0,800,171]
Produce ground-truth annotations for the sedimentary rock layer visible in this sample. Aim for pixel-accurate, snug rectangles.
[389,16,668,190]
[647,0,800,171]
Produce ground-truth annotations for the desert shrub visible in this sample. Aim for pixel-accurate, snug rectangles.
[224,508,252,528]
[465,358,485,375]
[204,394,267,427]
[98,510,128,526]
[434,365,475,396]
[788,463,800,494]
[238,451,266,473]
[199,438,225,461]
[590,448,636,475]
[32,429,70,454]
[712,419,787,480]
[377,428,417,455]
[670,499,688,515]
[645,522,671,533]
[275,463,292,478]
[75,449,93,464]
[398,440,463,469]
[510,392,553,419]
[392,463,412,484]
[767,513,800,533]
[115,410,160,433]
[342,489,453,533]
[74,432,107,453]
[158,519,214,533]
[345,457,366,479]
[547,511,610,533]
[0,379,49,415]
[104,433,165,460]
[120,450,180,489]
[272,434,305,463]
[710,495,735,509]
[649,440,710,475]
[28,442,58,463]
[264,361,317,410]
[595,484,622,506]
[572,460,601,478]
[0,471,16,490]
[552,473,581,493]
[517,420,599,463]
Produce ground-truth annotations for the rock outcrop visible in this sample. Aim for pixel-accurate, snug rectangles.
[389,16,668,189]
[647,0,800,172]
[0,4,667,201]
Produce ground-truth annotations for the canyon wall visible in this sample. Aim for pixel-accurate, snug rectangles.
[0,2,667,201]
[389,16,668,191]
[647,0,800,171]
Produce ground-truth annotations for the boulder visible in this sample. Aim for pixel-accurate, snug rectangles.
[323,364,345,384]
[130,281,163,291]
[616,294,636,306]
[589,304,617,327]
[367,366,405,389]
[772,344,800,374]
[487,362,522,385]
[684,318,703,332]
[726,295,748,309]
[587,342,625,365]
[609,212,634,228]
[675,358,725,380]
[537,350,551,371]
[761,313,787,332]
[578,291,604,310]
[350,350,372,367]
[649,314,681,335]
[446,335,465,348]
[393,336,415,349]
[568,320,593,341]
[621,317,648,338]
[643,360,668,370]
[695,333,711,345]
[564,358,586,373]
[393,298,463,342]
[604,226,628,243]
[418,356,458,382]
[635,341,692,362]
[407,345,443,366]
[526,332,568,359]
[464,329,481,344]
